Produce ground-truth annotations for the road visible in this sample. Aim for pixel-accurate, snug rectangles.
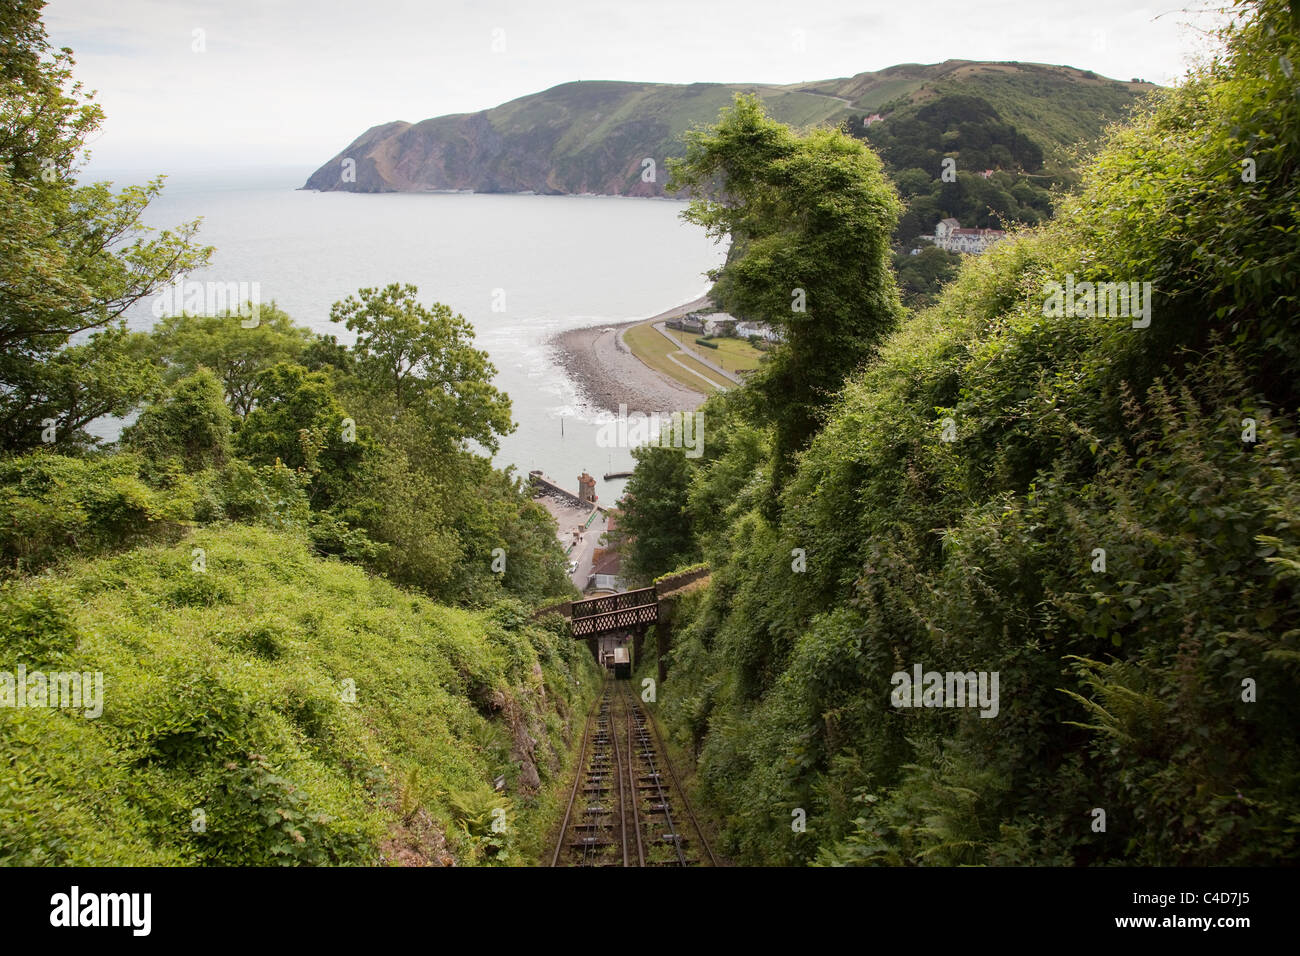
[568,509,606,590]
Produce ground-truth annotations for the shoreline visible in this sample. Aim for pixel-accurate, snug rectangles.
[548,295,714,414]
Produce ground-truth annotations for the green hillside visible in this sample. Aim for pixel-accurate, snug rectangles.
[820,60,1150,160]
[619,0,1300,866]
[0,1,595,867]
[304,62,1153,198]
[0,524,598,866]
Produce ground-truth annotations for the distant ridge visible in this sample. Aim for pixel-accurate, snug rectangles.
[304,61,1154,197]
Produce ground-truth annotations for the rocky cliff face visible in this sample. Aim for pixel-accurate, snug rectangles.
[304,81,684,196]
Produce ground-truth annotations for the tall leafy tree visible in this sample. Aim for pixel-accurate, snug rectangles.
[620,441,699,582]
[668,95,904,491]
[329,284,513,455]
[0,0,210,451]
[147,306,314,417]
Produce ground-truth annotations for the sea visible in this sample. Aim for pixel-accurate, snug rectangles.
[95,165,727,502]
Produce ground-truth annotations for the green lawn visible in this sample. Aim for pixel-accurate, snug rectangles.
[623,322,733,392]
[660,327,765,374]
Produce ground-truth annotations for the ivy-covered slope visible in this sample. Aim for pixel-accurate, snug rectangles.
[651,0,1300,866]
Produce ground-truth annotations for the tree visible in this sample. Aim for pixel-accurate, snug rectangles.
[299,333,354,376]
[122,367,232,472]
[234,363,364,509]
[619,441,699,582]
[0,326,160,449]
[668,95,904,491]
[0,0,210,451]
[147,305,313,417]
[329,284,513,454]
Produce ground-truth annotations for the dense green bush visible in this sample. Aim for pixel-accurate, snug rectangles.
[123,368,233,472]
[210,459,310,529]
[647,0,1300,865]
[0,451,198,575]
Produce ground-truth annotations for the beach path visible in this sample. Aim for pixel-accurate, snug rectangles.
[650,321,742,385]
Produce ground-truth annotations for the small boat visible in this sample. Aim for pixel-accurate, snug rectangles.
[603,471,633,480]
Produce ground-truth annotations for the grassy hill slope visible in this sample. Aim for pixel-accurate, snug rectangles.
[0,524,597,866]
[819,60,1150,159]
[304,61,1153,197]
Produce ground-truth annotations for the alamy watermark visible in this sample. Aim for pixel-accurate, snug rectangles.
[50,886,150,936]
[1042,274,1152,329]
[890,664,999,718]
[595,404,704,458]
[151,278,262,328]
[1,665,103,718]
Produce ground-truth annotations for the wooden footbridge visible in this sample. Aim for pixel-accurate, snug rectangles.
[527,567,712,681]
[569,587,659,637]
[531,567,709,634]
[530,567,710,674]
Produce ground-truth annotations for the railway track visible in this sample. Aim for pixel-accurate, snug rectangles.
[550,678,717,867]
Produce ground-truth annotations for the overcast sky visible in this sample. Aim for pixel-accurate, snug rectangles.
[44,0,1230,172]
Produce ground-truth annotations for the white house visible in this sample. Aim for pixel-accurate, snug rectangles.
[924,217,1006,255]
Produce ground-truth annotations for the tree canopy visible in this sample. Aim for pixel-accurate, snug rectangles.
[668,94,904,491]
[0,0,209,451]
[330,284,513,455]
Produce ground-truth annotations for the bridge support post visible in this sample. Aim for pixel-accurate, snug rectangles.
[587,637,598,662]
[633,627,644,671]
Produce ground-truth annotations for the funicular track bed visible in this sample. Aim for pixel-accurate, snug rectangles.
[550,679,717,867]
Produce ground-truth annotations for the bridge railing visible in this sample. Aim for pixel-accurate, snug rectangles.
[570,602,659,638]
[529,577,696,633]
[571,586,657,620]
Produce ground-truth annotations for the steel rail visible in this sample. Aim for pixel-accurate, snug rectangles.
[550,706,594,867]
[642,689,718,866]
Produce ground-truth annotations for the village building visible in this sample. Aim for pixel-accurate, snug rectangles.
[668,314,706,333]
[924,217,1007,255]
[577,471,597,504]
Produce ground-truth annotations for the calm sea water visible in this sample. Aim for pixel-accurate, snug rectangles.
[101,166,726,501]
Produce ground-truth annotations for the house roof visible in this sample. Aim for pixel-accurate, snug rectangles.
[591,547,621,577]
